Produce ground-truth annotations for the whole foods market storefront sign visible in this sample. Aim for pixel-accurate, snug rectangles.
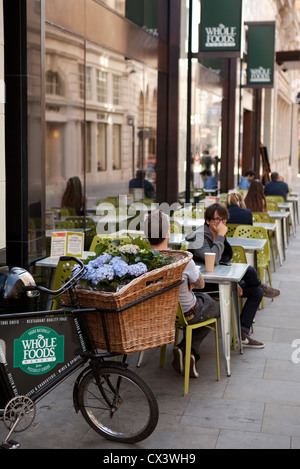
[246,22,275,88]
[204,24,237,48]
[199,0,242,55]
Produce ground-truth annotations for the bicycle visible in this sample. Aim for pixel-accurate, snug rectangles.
[0,256,159,449]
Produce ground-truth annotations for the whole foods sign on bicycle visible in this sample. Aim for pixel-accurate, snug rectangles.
[14,326,65,375]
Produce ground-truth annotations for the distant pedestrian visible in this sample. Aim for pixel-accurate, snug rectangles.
[238,170,256,190]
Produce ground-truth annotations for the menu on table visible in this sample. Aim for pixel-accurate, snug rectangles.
[50,231,84,258]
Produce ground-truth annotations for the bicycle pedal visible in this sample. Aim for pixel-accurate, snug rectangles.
[0,439,20,449]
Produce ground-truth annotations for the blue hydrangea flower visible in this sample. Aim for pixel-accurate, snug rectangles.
[93,253,112,267]
[109,256,129,277]
[90,264,115,285]
[127,262,148,277]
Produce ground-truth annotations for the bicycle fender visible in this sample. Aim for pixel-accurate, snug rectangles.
[73,365,92,412]
[73,360,129,412]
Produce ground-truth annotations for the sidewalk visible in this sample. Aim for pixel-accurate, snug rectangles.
[1,185,300,450]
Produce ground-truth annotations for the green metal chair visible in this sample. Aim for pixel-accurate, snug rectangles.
[265,195,285,204]
[51,258,76,310]
[252,213,261,222]
[160,302,220,395]
[238,189,248,197]
[226,224,241,237]
[233,225,272,308]
[219,193,228,205]
[253,211,277,271]
[231,244,247,264]
[60,207,77,216]
[266,201,278,211]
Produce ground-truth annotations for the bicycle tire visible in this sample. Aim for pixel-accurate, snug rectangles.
[76,364,159,444]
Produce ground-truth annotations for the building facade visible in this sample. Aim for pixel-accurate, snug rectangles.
[0,0,299,270]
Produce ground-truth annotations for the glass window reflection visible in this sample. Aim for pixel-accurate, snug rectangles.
[45,22,158,243]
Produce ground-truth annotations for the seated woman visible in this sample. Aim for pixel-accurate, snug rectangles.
[225,192,252,225]
[61,176,85,216]
[186,203,280,349]
[244,180,268,213]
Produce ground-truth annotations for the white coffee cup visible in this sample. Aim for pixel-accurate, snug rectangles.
[204,252,216,272]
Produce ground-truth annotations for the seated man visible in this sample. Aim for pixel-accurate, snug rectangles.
[144,209,220,378]
[200,169,218,190]
[129,169,155,199]
[264,171,289,201]
[186,203,281,349]
[238,170,256,190]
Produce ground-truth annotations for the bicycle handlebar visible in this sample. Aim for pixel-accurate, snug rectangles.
[23,256,86,296]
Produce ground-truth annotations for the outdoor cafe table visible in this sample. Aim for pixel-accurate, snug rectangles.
[277,202,296,237]
[268,211,290,264]
[196,262,249,376]
[227,237,266,271]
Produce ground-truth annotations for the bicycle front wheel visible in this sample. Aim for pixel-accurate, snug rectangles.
[77,364,159,444]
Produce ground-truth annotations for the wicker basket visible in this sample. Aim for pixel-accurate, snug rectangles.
[68,250,192,354]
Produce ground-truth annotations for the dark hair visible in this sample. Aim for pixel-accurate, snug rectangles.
[245,170,256,178]
[201,169,212,177]
[136,169,145,179]
[205,203,229,222]
[144,210,170,245]
[271,172,279,182]
[244,180,267,212]
[61,176,84,215]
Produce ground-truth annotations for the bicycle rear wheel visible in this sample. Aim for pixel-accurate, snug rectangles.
[76,364,159,444]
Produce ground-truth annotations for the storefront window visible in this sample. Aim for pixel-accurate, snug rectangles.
[96,70,108,103]
[45,24,85,214]
[178,0,223,196]
[44,21,158,224]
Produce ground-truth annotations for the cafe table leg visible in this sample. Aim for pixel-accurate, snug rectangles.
[245,251,256,271]
[288,203,296,236]
[283,216,288,247]
[274,219,284,265]
[218,283,232,376]
[231,283,243,354]
[292,200,299,225]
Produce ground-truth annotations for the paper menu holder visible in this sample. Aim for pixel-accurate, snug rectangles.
[50,231,85,258]
[204,196,220,208]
